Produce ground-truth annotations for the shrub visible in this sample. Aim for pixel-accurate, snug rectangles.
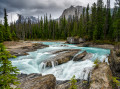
[94,59,101,69]
[69,75,77,89]
[112,77,120,87]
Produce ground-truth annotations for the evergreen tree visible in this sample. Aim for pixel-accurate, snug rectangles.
[0,44,19,88]
[0,24,4,42]
[86,4,90,34]
[91,3,97,40]
[96,0,104,40]
[4,8,12,41]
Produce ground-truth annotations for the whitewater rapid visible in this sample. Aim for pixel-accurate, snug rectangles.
[10,42,110,80]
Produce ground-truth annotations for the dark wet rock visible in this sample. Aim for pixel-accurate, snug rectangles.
[90,63,112,89]
[73,51,87,61]
[18,74,56,89]
[43,49,80,67]
[82,53,93,60]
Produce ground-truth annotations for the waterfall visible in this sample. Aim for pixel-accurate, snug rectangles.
[72,51,84,60]
[39,62,47,72]
[10,42,110,80]
[51,61,55,68]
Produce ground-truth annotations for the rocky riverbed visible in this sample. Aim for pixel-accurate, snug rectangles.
[6,41,120,89]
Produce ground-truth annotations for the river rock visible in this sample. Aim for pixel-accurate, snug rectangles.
[90,63,113,89]
[43,49,80,67]
[67,37,79,44]
[82,53,93,60]
[18,74,56,89]
[73,51,87,61]
[67,37,85,44]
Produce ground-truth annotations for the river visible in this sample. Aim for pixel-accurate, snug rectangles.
[10,42,110,80]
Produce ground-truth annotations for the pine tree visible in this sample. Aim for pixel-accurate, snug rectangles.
[0,31,3,43]
[78,15,83,37]
[0,44,19,88]
[91,3,97,40]
[96,0,104,40]
[0,24,4,42]
[86,4,90,34]
[4,8,12,41]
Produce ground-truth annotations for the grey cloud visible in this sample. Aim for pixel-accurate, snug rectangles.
[0,0,115,22]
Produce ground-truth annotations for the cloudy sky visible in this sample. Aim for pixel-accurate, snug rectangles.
[0,0,115,23]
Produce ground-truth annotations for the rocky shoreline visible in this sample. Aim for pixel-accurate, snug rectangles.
[4,41,49,56]
[76,42,114,50]
[13,62,113,89]
[5,41,119,89]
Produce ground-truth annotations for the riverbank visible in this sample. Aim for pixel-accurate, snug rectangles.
[76,42,114,50]
[3,41,115,56]
[3,41,49,56]
[6,41,118,89]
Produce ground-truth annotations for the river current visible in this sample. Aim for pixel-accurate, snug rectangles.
[10,42,110,80]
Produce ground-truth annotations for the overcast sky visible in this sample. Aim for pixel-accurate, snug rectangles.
[0,0,115,23]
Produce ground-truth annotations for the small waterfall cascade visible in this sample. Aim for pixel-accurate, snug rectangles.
[10,42,110,80]
[72,51,84,60]
[51,61,55,68]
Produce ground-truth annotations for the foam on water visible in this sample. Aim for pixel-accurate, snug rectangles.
[10,42,110,80]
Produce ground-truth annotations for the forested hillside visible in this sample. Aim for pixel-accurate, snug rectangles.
[0,0,120,42]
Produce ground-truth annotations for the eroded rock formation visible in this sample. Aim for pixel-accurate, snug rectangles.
[18,73,56,89]
[90,63,113,89]
[43,49,81,67]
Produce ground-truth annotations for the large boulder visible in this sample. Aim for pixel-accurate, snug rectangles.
[73,51,93,61]
[79,38,85,43]
[67,37,85,44]
[73,51,87,61]
[67,37,79,44]
[43,49,80,67]
[18,74,56,89]
[90,63,113,89]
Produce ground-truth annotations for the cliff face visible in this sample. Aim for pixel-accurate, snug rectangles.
[59,5,83,20]
[109,50,120,78]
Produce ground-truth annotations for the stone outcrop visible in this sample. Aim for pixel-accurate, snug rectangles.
[43,49,80,67]
[67,37,85,44]
[108,50,120,78]
[17,73,56,89]
[56,80,89,89]
[82,53,93,61]
[73,51,93,61]
[73,51,87,61]
[90,63,113,89]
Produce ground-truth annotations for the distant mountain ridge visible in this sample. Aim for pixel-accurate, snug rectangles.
[59,5,84,20]
[16,5,114,23]
[16,15,38,24]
